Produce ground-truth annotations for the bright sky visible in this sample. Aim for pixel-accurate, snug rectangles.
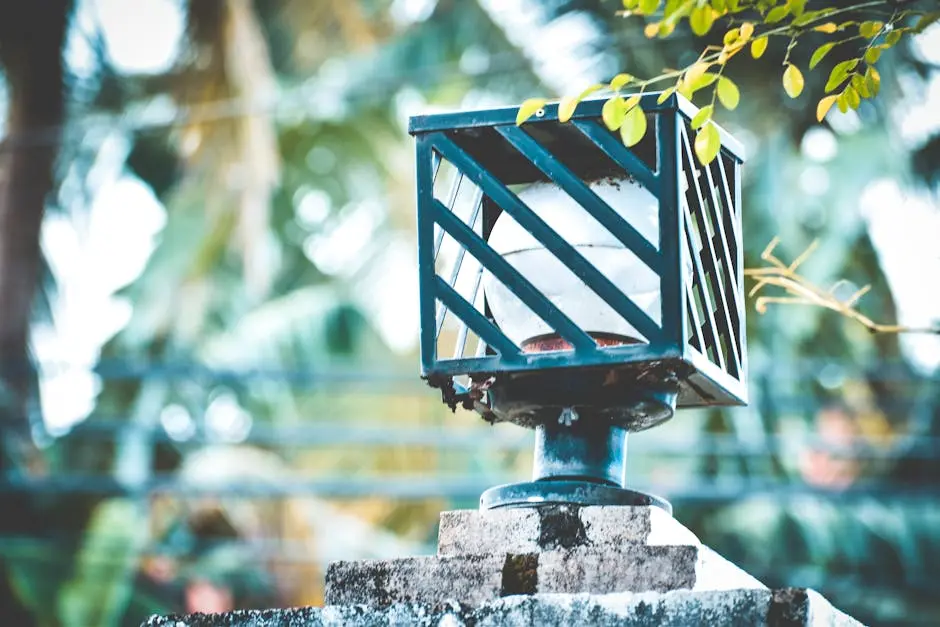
[31,0,940,433]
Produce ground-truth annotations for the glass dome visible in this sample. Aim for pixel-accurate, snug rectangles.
[483,178,669,350]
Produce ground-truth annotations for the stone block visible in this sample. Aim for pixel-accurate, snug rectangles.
[143,588,863,626]
[437,505,699,557]
[325,542,763,608]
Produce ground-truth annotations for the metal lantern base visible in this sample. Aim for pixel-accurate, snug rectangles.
[478,415,672,513]
[480,480,672,514]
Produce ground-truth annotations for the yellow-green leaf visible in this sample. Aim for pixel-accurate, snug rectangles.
[602,97,626,130]
[864,47,882,64]
[783,64,804,98]
[624,94,642,111]
[689,6,715,35]
[694,122,721,165]
[885,30,902,46]
[516,98,547,125]
[825,59,858,92]
[657,87,677,104]
[851,74,870,98]
[765,5,790,24]
[638,0,660,13]
[739,22,754,41]
[558,97,578,123]
[610,73,635,91]
[859,20,883,38]
[845,86,861,109]
[810,43,835,69]
[644,22,660,38]
[751,37,768,58]
[866,66,881,96]
[716,76,740,110]
[816,95,837,121]
[723,27,740,47]
[836,92,848,113]
[691,104,714,130]
[814,22,837,33]
[620,104,648,147]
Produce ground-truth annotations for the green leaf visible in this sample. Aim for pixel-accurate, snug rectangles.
[913,11,940,34]
[885,30,902,46]
[623,0,640,8]
[789,0,806,18]
[716,76,740,109]
[825,59,858,92]
[751,37,768,58]
[602,97,626,131]
[689,72,720,93]
[691,104,714,129]
[559,84,605,123]
[712,0,727,13]
[620,104,648,147]
[624,94,642,111]
[516,98,547,125]
[836,92,848,113]
[783,64,804,98]
[558,97,579,123]
[610,73,635,91]
[765,5,790,24]
[816,95,837,122]
[851,74,870,98]
[810,43,835,70]
[845,85,861,109]
[726,0,740,12]
[638,0,660,14]
[694,122,721,165]
[859,20,882,38]
[689,5,715,36]
[864,47,881,64]
[657,87,677,104]
[866,66,881,96]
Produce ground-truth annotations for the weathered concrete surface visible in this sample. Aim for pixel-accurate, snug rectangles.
[325,542,763,607]
[144,588,863,626]
[437,506,698,557]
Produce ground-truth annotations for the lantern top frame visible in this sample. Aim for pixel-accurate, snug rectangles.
[409,91,748,413]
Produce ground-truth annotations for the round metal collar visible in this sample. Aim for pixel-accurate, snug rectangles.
[480,480,672,515]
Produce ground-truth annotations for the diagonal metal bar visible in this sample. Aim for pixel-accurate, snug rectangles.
[431,132,663,344]
[435,188,484,338]
[680,127,740,376]
[701,155,742,308]
[714,155,741,271]
[434,170,465,261]
[704,157,743,353]
[432,198,597,353]
[682,199,726,371]
[717,153,746,382]
[495,124,662,275]
[570,119,659,196]
[431,150,442,184]
[434,277,520,359]
[686,297,704,352]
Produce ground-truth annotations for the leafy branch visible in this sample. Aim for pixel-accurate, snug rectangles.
[516,0,940,166]
[744,237,940,335]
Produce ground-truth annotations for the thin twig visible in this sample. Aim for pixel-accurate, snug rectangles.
[744,238,940,336]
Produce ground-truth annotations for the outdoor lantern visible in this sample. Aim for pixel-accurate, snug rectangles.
[408,92,747,512]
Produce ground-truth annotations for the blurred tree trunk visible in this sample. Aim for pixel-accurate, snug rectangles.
[0,2,73,624]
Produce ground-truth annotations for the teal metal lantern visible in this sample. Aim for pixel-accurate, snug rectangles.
[408,93,747,511]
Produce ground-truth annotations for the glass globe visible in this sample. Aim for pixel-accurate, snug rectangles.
[483,178,666,351]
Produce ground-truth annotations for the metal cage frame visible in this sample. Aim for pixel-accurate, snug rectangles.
[409,92,747,409]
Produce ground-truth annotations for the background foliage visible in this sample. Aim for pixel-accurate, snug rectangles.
[0,0,937,625]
